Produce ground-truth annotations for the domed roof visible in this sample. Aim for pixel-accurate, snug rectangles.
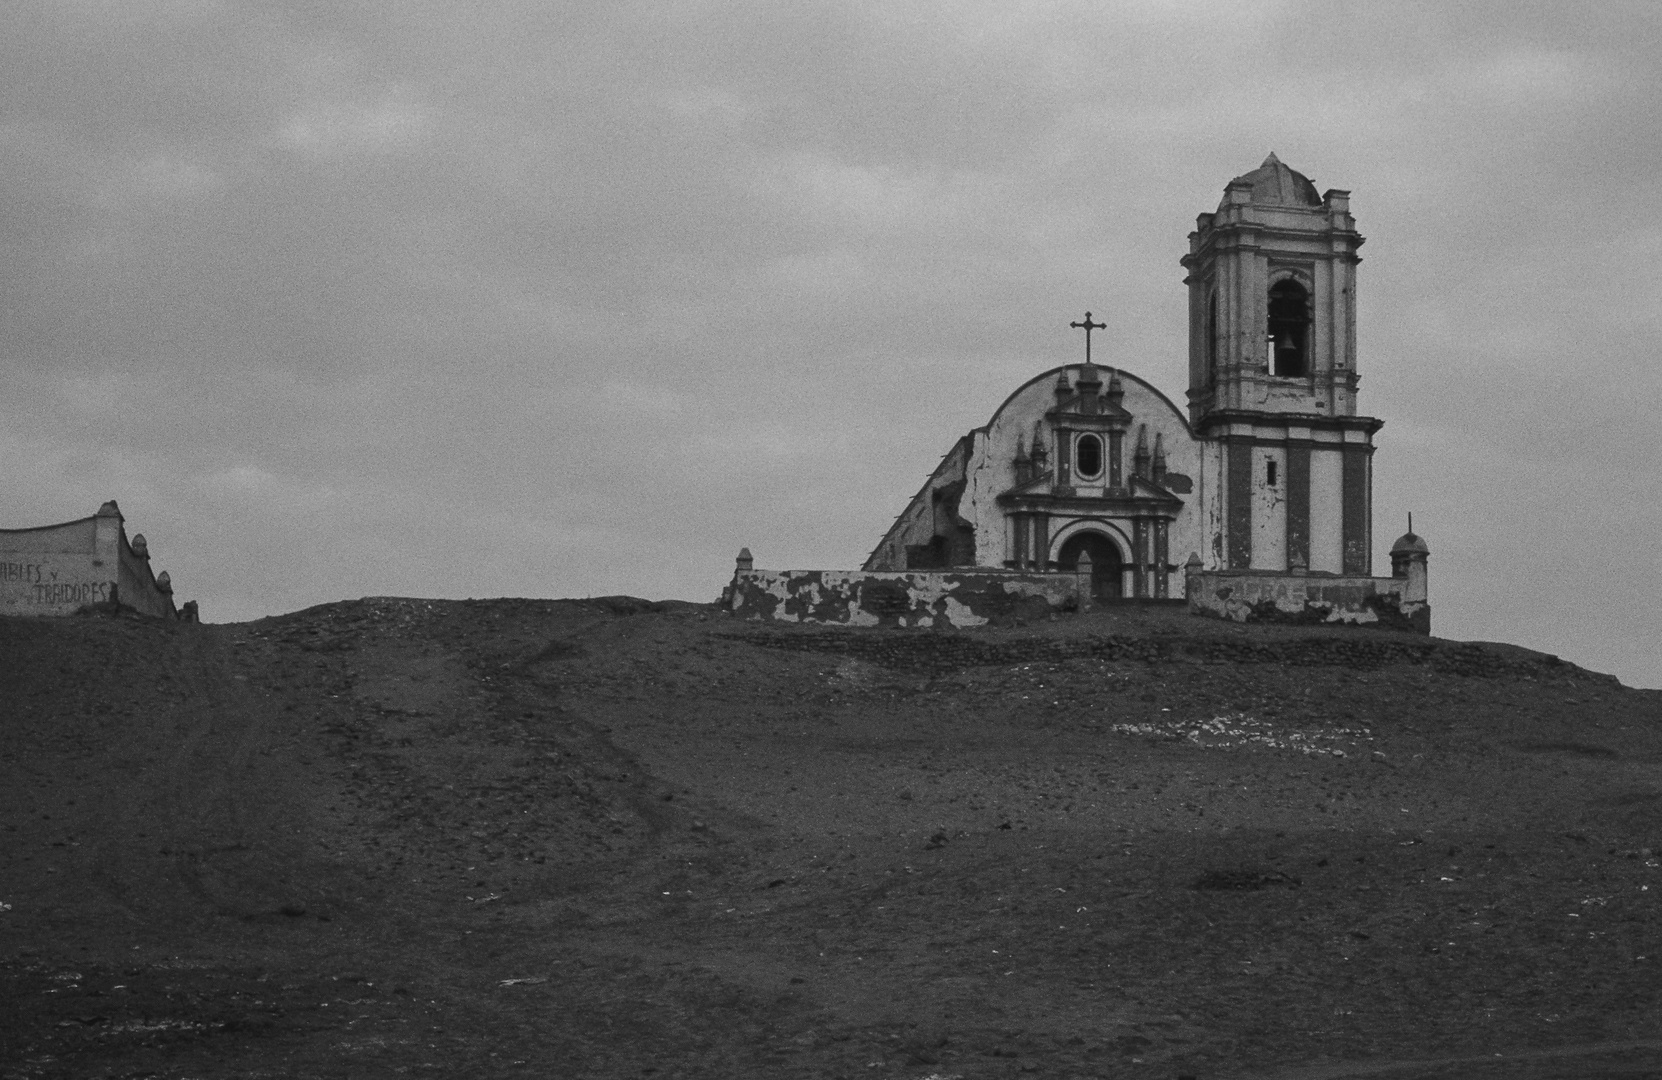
[1229,152,1321,208]
[1390,531,1429,555]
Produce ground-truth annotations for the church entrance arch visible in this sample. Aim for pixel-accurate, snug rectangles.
[1056,530,1125,601]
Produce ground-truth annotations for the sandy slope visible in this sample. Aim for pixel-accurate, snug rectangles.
[2,598,1660,1079]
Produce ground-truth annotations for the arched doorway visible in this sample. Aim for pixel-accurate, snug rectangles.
[1056,531,1124,601]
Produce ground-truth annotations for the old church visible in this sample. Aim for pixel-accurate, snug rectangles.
[863,154,1382,602]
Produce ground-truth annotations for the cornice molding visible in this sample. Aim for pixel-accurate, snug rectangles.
[998,488,1184,515]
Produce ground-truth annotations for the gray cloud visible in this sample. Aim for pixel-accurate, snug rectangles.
[3,0,1659,685]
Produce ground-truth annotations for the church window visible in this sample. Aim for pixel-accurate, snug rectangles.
[1267,279,1310,378]
[1266,460,1278,487]
[1075,434,1103,479]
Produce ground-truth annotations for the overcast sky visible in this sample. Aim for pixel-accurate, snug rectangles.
[5,1,1660,687]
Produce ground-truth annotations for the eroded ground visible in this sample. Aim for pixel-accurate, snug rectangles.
[2,599,1660,1079]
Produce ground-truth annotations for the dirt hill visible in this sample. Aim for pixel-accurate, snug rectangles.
[3,599,1660,1079]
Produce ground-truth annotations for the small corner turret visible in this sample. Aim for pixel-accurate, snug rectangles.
[1390,517,1430,608]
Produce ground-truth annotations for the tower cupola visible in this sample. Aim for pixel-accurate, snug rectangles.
[1181,153,1366,426]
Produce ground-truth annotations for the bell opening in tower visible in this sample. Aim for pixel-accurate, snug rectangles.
[1267,279,1310,378]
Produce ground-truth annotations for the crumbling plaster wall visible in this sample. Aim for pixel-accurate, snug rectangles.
[725,569,1080,628]
[1187,569,1428,634]
[1198,438,1226,568]
[1251,444,1288,570]
[862,436,972,572]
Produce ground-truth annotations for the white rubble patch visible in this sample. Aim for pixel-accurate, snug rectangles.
[1109,712,1372,757]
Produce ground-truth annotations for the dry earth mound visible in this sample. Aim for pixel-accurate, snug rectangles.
[3,599,1660,1079]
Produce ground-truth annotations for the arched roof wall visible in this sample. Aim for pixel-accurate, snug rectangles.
[959,364,1209,568]
[978,365,1194,438]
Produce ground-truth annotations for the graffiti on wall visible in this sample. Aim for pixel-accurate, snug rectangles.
[1,562,113,607]
[30,581,111,606]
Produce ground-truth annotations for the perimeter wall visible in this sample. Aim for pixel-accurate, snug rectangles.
[1185,568,1429,634]
[723,568,1081,628]
[0,502,178,618]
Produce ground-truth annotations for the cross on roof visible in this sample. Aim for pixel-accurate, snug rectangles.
[1070,312,1106,365]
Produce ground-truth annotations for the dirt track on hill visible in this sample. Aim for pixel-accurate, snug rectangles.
[3,599,1660,1079]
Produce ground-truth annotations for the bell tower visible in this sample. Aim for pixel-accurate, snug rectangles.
[1181,154,1382,574]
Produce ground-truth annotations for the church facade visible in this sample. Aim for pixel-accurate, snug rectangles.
[863,154,1384,601]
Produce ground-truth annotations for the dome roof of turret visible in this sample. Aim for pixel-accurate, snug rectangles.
[1229,152,1322,207]
[1390,531,1429,555]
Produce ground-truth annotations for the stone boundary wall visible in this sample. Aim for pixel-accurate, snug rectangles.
[0,502,179,619]
[723,568,1081,628]
[1186,569,1428,634]
[732,628,1606,684]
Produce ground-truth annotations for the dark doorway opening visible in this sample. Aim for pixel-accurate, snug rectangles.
[1057,532,1124,600]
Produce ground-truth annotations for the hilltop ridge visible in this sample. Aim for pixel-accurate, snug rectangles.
[3,599,1660,1078]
